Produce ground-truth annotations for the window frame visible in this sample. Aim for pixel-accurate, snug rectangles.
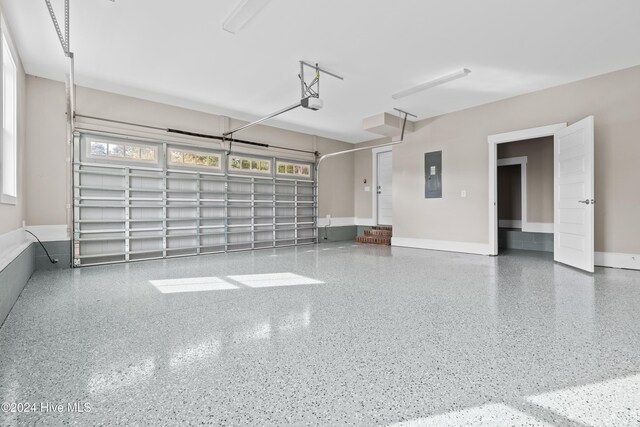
[228,154,272,175]
[275,161,312,178]
[0,17,17,205]
[85,136,160,165]
[167,147,223,170]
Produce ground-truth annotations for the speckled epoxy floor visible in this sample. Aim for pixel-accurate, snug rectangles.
[1,244,639,426]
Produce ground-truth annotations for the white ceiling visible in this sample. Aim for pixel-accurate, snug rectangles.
[3,0,640,143]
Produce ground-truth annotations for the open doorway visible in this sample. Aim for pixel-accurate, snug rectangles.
[488,119,595,272]
[489,124,565,260]
[497,138,554,254]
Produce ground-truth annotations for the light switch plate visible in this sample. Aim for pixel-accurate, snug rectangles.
[364,186,370,192]
[461,190,467,198]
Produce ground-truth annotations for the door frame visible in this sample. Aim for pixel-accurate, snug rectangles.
[372,145,393,226]
[488,123,567,255]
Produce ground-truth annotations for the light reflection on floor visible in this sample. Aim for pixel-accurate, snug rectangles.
[234,321,272,342]
[278,305,311,332]
[228,272,324,288]
[87,359,155,395]
[390,403,553,427]
[526,373,640,426]
[150,272,324,294]
[169,340,221,371]
[390,374,640,426]
[149,277,237,294]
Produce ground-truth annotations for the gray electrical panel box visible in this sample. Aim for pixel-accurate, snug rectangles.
[425,151,442,198]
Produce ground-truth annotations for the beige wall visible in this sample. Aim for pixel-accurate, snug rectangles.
[24,76,355,230]
[24,76,67,228]
[21,64,640,254]
[355,65,640,254]
[0,16,26,235]
[498,137,553,224]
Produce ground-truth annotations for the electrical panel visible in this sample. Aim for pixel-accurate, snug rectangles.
[425,151,442,198]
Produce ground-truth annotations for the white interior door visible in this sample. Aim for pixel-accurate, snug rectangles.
[376,150,393,225]
[554,116,595,272]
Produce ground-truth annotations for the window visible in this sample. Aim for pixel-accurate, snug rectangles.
[168,147,221,169]
[276,161,311,178]
[0,28,17,204]
[87,138,158,163]
[229,155,271,174]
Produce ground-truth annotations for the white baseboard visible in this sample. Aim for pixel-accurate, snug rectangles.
[391,238,639,270]
[523,222,554,234]
[317,217,355,227]
[497,221,553,233]
[25,225,69,242]
[499,219,522,229]
[392,237,492,256]
[595,252,640,271]
[0,228,30,272]
[355,218,375,226]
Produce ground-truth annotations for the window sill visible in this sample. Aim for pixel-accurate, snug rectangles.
[0,194,17,205]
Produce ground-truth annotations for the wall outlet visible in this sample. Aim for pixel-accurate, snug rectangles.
[326,214,331,220]
[364,186,370,192]
[461,190,467,198]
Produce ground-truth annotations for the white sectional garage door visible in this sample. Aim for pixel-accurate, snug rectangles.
[73,132,316,266]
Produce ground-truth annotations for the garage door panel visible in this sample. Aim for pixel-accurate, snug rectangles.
[74,133,317,266]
